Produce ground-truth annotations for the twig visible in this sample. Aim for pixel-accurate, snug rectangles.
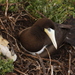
[36,54,47,75]
[2,31,20,52]
[24,53,63,68]
[5,0,8,17]
[51,65,53,75]
[45,48,51,66]
[0,18,8,32]
[24,10,36,20]
[14,68,26,75]
[36,11,46,18]
[68,52,71,75]
[0,2,27,6]
[8,16,16,25]
[45,48,54,75]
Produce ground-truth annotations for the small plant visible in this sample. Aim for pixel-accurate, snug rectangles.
[25,0,75,23]
[0,0,19,11]
[0,58,14,75]
[0,0,75,23]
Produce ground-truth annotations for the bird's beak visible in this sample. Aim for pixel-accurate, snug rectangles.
[44,28,57,49]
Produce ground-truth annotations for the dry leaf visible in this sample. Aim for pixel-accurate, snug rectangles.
[0,35,9,46]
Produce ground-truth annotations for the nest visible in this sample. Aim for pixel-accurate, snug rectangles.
[0,8,75,75]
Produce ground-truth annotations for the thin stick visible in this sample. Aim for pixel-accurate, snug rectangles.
[68,52,71,75]
[25,53,63,66]
[36,54,47,75]
[5,0,8,16]
[2,31,20,51]
[36,11,46,18]
[51,65,53,75]
[24,10,36,20]
[45,48,53,75]
[14,68,26,75]
[0,18,8,32]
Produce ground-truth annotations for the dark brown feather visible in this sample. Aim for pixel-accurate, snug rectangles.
[64,18,75,46]
[19,18,71,57]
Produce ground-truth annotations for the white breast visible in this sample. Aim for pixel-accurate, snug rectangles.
[22,44,47,55]
[30,45,47,55]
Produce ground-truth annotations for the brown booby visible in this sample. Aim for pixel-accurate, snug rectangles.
[19,18,71,57]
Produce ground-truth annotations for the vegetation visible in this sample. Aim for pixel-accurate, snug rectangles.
[0,0,75,23]
[25,0,75,23]
[0,0,75,75]
[0,54,14,75]
[0,58,14,75]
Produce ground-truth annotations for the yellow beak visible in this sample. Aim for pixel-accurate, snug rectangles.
[44,28,57,49]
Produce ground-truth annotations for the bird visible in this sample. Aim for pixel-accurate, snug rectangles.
[19,18,71,58]
[63,18,75,47]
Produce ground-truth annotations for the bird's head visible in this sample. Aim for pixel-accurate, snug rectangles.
[33,18,57,49]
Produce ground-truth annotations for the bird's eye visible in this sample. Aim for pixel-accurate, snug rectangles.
[47,28,51,31]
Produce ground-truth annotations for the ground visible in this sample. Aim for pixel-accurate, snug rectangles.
[0,10,75,75]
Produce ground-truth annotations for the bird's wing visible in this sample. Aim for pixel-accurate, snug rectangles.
[65,27,75,46]
[56,18,75,46]
[54,18,75,46]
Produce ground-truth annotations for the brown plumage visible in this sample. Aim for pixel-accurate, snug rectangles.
[19,18,71,57]
[64,18,75,46]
